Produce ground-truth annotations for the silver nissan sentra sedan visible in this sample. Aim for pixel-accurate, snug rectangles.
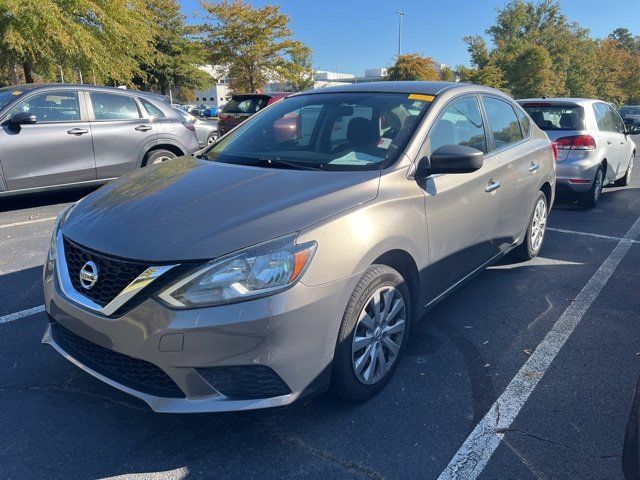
[43,81,555,413]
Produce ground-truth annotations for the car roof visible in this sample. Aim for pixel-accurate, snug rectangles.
[518,97,604,106]
[0,83,166,101]
[291,81,496,97]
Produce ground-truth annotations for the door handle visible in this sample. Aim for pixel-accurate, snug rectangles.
[528,162,540,172]
[484,180,501,193]
[67,128,88,135]
[135,125,152,132]
[607,140,613,145]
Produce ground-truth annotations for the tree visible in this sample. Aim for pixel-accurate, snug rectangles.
[0,0,153,84]
[508,45,555,98]
[279,48,314,91]
[439,66,456,82]
[133,0,213,95]
[609,28,638,52]
[201,0,311,93]
[387,54,440,81]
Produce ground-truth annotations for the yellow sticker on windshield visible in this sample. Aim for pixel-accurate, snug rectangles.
[408,94,435,101]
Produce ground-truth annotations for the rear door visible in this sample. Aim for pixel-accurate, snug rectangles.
[87,91,157,179]
[0,89,95,191]
[606,104,633,178]
[481,95,539,248]
[418,95,503,300]
[593,102,622,183]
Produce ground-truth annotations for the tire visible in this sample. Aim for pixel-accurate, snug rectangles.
[615,156,634,187]
[143,149,177,167]
[579,165,604,208]
[331,265,411,402]
[512,191,548,262]
[206,132,218,146]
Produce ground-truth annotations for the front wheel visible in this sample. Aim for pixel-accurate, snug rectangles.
[512,191,548,262]
[331,265,411,402]
[615,156,634,187]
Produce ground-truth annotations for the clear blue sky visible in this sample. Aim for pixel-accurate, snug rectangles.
[178,0,640,75]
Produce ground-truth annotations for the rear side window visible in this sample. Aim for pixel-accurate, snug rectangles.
[222,96,270,114]
[140,99,165,118]
[521,104,585,131]
[8,91,81,123]
[514,106,531,137]
[483,97,523,150]
[90,92,140,120]
[429,97,487,153]
[606,105,625,133]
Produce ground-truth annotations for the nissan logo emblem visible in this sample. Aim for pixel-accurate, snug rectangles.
[79,261,99,290]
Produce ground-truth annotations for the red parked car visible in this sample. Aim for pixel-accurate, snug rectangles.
[218,92,289,136]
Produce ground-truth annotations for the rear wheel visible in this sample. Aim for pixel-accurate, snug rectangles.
[512,191,548,262]
[615,156,634,187]
[579,165,604,208]
[331,265,411,402]
[143,149,176,167]
[206,132,218,146]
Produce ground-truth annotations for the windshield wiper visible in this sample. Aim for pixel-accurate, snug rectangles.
[257,158,323,171]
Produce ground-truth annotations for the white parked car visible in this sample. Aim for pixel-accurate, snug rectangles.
[519,98,637,207]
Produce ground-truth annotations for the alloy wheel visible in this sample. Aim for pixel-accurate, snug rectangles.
[151,155,172,165]
[351,286,406,385]
[530,197,547,253]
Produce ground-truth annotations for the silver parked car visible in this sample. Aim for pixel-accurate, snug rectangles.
[174,108,219,147]
[43,82,555,413]
[0,84,200,197]
[519,98,637,207]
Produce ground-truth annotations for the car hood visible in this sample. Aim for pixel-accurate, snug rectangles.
[62,156,380,262]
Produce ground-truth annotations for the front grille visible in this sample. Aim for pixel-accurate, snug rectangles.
[51,323,184,398]
[63,237,149,307]
[197,365,291,399]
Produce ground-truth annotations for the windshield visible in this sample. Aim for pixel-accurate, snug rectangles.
[620,106,640,116]
[205,92,432,171]
[521,104,585,131]
[222,95,271,114]
[0,88,23,111]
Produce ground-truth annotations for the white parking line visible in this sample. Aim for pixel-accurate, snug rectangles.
[0,217,57,229]
[437,215,640,480]
[547,227,640,244]
[0,305,45,325]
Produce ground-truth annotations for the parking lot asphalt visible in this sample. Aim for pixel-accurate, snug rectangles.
[1,146,639,480]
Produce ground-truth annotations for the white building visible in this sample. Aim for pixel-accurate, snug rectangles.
[193,65,231,107]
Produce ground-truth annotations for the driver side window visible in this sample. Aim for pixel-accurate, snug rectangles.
[429,97,487,154]
[7,91,81,123]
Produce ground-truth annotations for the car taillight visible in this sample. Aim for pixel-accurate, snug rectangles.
[555,135,596,150]
[182,122,195,132]
[551,142,558,161]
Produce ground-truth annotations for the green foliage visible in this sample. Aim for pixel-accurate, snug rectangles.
[201,0,311,93]
[439,66,456,82]
[0,0,154,84]
[387,54,440,81]
[462,0,640,105]
[133,0,213,95]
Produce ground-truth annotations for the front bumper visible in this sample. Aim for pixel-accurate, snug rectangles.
[43,257,358,413]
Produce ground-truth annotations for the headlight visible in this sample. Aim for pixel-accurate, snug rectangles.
[158,234,316,308]
[47,205,74,264]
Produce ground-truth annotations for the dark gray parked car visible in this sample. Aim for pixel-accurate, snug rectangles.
[43,81,555,412]
[0,84,199,196]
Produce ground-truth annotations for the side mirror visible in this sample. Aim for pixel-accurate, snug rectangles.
[9,112,37,126]
[415,144,484,179]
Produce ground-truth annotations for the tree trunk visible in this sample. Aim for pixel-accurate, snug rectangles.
[23,62,34,83]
